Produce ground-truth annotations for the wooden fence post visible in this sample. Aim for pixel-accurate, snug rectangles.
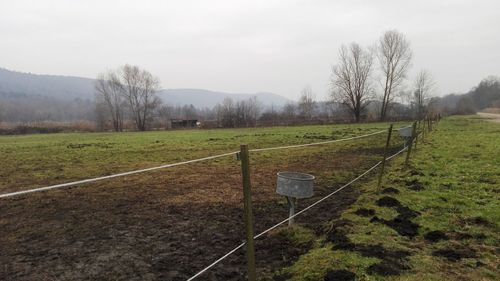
[240,145,256,281]
[377,124,393,192]
[414,121,420,151]
[405,121,417,166]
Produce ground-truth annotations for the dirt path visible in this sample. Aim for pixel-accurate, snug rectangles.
[477,112,500,123]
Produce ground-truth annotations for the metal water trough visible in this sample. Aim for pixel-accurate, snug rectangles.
[276,172,315,225]
[399,127,413,147]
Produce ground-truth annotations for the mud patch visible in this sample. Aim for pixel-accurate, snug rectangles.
[424,230,448,242]
[371,216,419,237]
[404,179,425,191]
[381,187,400,194]
[465,216,494,227]
[325,225,411,276]
[354,208,375,217]
[372,196,420,237]
[453,232,487,241]
[432,246,477,261]
[324,269,356,281]
[376,196,401,208]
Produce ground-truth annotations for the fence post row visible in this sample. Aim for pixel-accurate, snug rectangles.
[377,124,393,192]
[405,121,417,166]
[239,144,257,281]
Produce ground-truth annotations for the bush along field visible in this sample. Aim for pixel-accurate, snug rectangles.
[271,115,499,281]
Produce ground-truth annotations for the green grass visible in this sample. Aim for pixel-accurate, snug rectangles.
[279,115,500,280]
[0,122,401,193]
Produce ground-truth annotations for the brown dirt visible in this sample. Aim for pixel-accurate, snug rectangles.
[324,269,356,280]
[424,230,449,242]
[432,246,477,261]
[0,144,385,280]
[354,208,375,217]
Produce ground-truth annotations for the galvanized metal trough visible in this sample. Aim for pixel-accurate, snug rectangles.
[276,172,315,225]
[399,127,413,147]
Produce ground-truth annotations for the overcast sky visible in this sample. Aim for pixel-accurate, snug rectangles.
[1,0,499,100]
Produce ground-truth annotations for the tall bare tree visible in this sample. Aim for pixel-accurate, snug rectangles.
[413,70,435,119]
[298,86,316,120]
[378,30,412,120]
[95,72,125,132]
[282,102,296,120]
[331,43,374,122]
[118,65,161,131]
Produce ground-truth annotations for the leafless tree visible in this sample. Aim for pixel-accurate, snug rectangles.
[248,96,263,123]
[95,72,125,131]
[216,97,236,127]
[282,102,296,120]
[413,70,435,119]
[119,65,162,131]
[377,30,412,120]
[330,43,374,122]
[298,86,316,120]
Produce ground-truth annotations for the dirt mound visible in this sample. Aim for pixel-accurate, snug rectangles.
[404,179,425,191]
[424,230,449,242]
[324,269,356,281]
[354,208,375,217]
[466,216,494,227]
[432,247,477,261]
[326,221,354,250]
[381,187,400,194]
[325,225,412,277]
[376,196,401,208]
[371,215,419,237]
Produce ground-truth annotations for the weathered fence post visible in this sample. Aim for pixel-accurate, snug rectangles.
[414,122,419,151]
[240,145,256,281]
[405,121,417,166]
[377,124,393,192]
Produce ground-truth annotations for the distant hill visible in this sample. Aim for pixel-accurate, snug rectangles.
[0,68,95,100]
[158,88,290,108]
[431,76,500,114]
[0,68,290,106]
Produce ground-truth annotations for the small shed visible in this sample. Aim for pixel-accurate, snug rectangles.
[170,119,199,129]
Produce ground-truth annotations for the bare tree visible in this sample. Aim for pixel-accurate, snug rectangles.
[298,86,316,120]
[413,70,435,119]
[330,43,374,122]
[378,30,412,120]
[95,72,125,131]
[247,96,262,126]
[119,65,162,131]
[216,97,236,127]
[282,102,296,120]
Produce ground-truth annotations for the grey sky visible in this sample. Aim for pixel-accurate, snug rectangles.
[1,0,499,100]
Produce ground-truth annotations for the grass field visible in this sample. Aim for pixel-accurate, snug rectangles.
[0,123,395,194]
[277,115,499,281]
[0,116,498,281]
[0,121,404,281]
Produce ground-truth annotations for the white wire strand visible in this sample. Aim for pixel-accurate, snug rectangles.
[249,130,386,152]
[186,145,408,280]
[0,128,397,199]
[0,151,238,199]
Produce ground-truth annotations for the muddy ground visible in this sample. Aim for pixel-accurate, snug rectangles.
[0,140,398,280]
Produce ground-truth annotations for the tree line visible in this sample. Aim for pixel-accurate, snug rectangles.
[2,30,499,132]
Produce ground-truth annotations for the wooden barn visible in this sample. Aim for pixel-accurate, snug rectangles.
[170,119,199,129]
